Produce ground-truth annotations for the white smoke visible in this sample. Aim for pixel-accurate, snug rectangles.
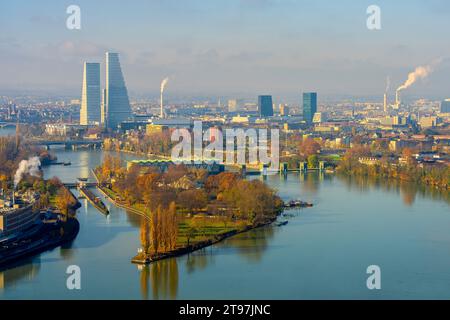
[385,76,390,93]
[160,77,169,94]
[396,59,441,93]
[14,156,41,188]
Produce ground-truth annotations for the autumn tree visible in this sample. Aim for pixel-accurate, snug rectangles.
[177,189,208,212]
[55,187,74,216]
[402,148,417,166]
[140,218,151,254]
[307,155,319,169]
[222,179,281,225]
[298,137,321,158]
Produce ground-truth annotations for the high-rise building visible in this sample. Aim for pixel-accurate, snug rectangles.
[303,92,317,124]
[441,99,450,113]
[258,95,273,117]
[80,62,101,125]
[101,88,107,126]
[105,52,132,129]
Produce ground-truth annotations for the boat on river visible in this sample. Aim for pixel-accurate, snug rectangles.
[284,200,313,208]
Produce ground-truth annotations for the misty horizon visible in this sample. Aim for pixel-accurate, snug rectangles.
[1,0,450,100]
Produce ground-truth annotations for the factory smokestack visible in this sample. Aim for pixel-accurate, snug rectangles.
[384,76,390,113]
[395,90,400,107]
[160,77,169,119]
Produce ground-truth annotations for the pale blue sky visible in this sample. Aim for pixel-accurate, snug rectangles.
[1,0,450,99]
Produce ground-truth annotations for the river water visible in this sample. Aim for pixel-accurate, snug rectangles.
[1,134,450,299]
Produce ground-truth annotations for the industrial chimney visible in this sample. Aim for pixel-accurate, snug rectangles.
[395,90,401,108]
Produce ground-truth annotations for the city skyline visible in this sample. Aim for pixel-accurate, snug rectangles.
[1,0,450,99]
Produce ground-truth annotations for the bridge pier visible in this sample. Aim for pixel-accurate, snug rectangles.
[240,164,246,177]
[280,162,288,175]
[319,161,325,172]
[299,161,307,172]
[260,163,269,176]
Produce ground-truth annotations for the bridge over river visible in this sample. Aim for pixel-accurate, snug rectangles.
[28,139,102,149]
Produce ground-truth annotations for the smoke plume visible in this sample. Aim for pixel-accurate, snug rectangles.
[396,59,441,93]
[14,156,41,188]
[160,77,169,94]
[385,76,390,93]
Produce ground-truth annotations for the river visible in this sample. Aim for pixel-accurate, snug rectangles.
[1,137,450,299]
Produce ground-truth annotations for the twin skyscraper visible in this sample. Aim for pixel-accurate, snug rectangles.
[80,52,132,129]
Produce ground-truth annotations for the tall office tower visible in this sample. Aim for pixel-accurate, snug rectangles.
[258,95,273,117]
[105,52,132,129]
[441,99,450,113]
[101,88,107,126]
[80,62,101,125]
[303,92,317,124]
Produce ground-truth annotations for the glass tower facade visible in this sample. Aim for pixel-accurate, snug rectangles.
[80,62,101,125]
[106,52,132,129]
[303,92,317,124]
[258,95,273,117]
[441,100,450,113]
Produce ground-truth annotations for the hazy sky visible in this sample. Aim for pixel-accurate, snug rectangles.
[1,0,450,100]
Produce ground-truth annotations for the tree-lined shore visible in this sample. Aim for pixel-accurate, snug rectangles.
[95,155,284,262]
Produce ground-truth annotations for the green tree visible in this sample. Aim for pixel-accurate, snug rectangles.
[307,155,319,169]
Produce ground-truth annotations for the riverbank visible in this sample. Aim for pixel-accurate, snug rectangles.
[338,170,449,192]
[337,160,449,191]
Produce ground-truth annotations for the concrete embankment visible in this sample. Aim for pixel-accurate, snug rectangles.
[79,187,109,215]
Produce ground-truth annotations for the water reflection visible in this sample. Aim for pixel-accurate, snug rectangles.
[137,217,178,300]
[139,259,179,300]
[299,172,324,193]
[338,174,450,206]
[186,249,215,274]
[126,210,143,228]
[216,226,276,263]
[78,151,90,179]
[0,258,41,290]
[400,183,417,207]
